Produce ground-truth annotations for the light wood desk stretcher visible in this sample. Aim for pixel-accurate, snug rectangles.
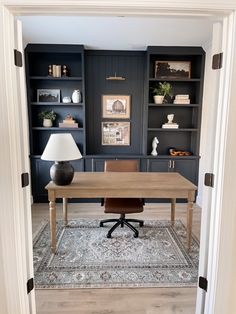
[46,172,197,253]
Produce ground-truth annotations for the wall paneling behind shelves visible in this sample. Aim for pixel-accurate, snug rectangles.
[85,50,145,155]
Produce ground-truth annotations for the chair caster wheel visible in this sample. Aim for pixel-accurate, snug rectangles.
[134,233,139,238]
[140,221,144,227]
[107,234,111,238]
[100,222,104,227]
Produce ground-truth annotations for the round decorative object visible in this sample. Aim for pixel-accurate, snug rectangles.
[43,118,52,127]
[72,89,81,103]
[62,96,71,103]
[50,161,74,185]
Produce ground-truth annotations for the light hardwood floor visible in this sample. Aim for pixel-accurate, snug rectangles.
[32,202,201,314]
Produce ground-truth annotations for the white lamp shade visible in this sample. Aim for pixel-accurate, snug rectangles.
[41,133,82,161]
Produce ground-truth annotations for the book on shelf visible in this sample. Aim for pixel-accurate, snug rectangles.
[63,119,76,124]
[173,94,190,104]
[175,94,189,100]
[162,123,179,129]
[59,122,78,128]
[173,99,190,104]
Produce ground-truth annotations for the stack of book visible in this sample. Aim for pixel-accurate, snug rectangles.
[59,116,78,128]
[173,94,190,104]
[162,122,179,129]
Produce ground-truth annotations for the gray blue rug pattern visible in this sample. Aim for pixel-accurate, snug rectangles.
[33,219,199,288]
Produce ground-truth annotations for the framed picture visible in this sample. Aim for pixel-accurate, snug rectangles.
[155,61,191,79]
[102,95,131,119]
[102,122,130,146]
[37,89,60,103]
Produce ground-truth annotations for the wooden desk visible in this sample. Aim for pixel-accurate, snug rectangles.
[46,172,197,253]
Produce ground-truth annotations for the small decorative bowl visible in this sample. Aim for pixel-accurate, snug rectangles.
[62,96,71,103]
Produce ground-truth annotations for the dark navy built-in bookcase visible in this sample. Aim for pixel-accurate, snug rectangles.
[25,44,205,202]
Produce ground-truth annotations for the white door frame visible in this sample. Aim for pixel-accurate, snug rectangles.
[1,2,236,314]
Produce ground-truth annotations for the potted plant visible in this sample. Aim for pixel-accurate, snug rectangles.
[38,110,57,127]
[152,82,173,104]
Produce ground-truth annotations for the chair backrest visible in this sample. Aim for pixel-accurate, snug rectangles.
[105,159,139,172]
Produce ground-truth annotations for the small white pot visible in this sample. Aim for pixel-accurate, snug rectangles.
[43,118,53,127]
[153,95,164,104]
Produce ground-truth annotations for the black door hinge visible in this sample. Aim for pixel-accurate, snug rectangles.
[21,173,29,188]
[199,276,208,292]
[27,278,34,294]
[204,173,214,188]
[212,52,223,70]
[14,49,23,67]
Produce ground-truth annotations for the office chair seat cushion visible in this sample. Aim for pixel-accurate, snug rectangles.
[104,198,143,214]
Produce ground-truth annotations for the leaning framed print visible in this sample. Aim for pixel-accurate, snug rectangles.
[155,61,191,79]
[101,121,130,146]
[37,89,60,103]
[102,95,131,119]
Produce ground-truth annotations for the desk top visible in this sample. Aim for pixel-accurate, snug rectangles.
[46,172,197,200]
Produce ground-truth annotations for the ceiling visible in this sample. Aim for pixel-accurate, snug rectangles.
[18,15,214,50]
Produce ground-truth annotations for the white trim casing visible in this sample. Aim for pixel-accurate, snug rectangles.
[0,6,32,314]
[204,12,236,314]
[1,2,236,314]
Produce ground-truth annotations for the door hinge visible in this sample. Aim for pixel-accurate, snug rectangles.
[21,172,29,188]
[212,52,223,70]
[27,278,34,294]
[14,49,23,67]
[204,173,214,188]
[199,276,208,292]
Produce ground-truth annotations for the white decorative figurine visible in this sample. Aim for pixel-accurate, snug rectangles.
[151,137,159,156]
[167,113,174,124]
[162,113,179,129]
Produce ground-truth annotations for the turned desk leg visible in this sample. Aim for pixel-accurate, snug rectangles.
[49,201,56,254]
[187,201,194,251]
[171,198,176,226]
[63,198,68,226]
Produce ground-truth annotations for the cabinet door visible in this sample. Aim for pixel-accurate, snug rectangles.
[172,159,198,184]
[147,159,170,172]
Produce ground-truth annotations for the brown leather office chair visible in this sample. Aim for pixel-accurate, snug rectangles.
[100,159,144,238]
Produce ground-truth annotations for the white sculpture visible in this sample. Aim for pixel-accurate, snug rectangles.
[167,113,174,124]
[151,137,159,156]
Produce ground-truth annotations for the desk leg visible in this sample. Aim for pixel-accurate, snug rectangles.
[49,201,56,254]
[63,198,68,226]
[187,201,194,251]
[171,198,176,225]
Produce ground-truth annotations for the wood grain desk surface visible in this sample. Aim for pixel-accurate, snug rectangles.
[46,172,197,199]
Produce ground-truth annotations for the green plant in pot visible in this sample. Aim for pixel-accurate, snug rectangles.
[38,110,57,127]
[152,82,173,104]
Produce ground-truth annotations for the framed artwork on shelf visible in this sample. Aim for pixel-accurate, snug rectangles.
[102,94,131,119]
[101,121,130,146]
[155,61,191,79]
[37,89,60,103]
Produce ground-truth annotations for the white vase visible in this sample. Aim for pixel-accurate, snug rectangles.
[43,118,52,127]
[154,95,164,104]
[72,89,81,103]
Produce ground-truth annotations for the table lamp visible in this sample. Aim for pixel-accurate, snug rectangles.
[41,133,82,185]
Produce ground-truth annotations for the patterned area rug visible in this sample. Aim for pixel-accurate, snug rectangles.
[33,219,199,289]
